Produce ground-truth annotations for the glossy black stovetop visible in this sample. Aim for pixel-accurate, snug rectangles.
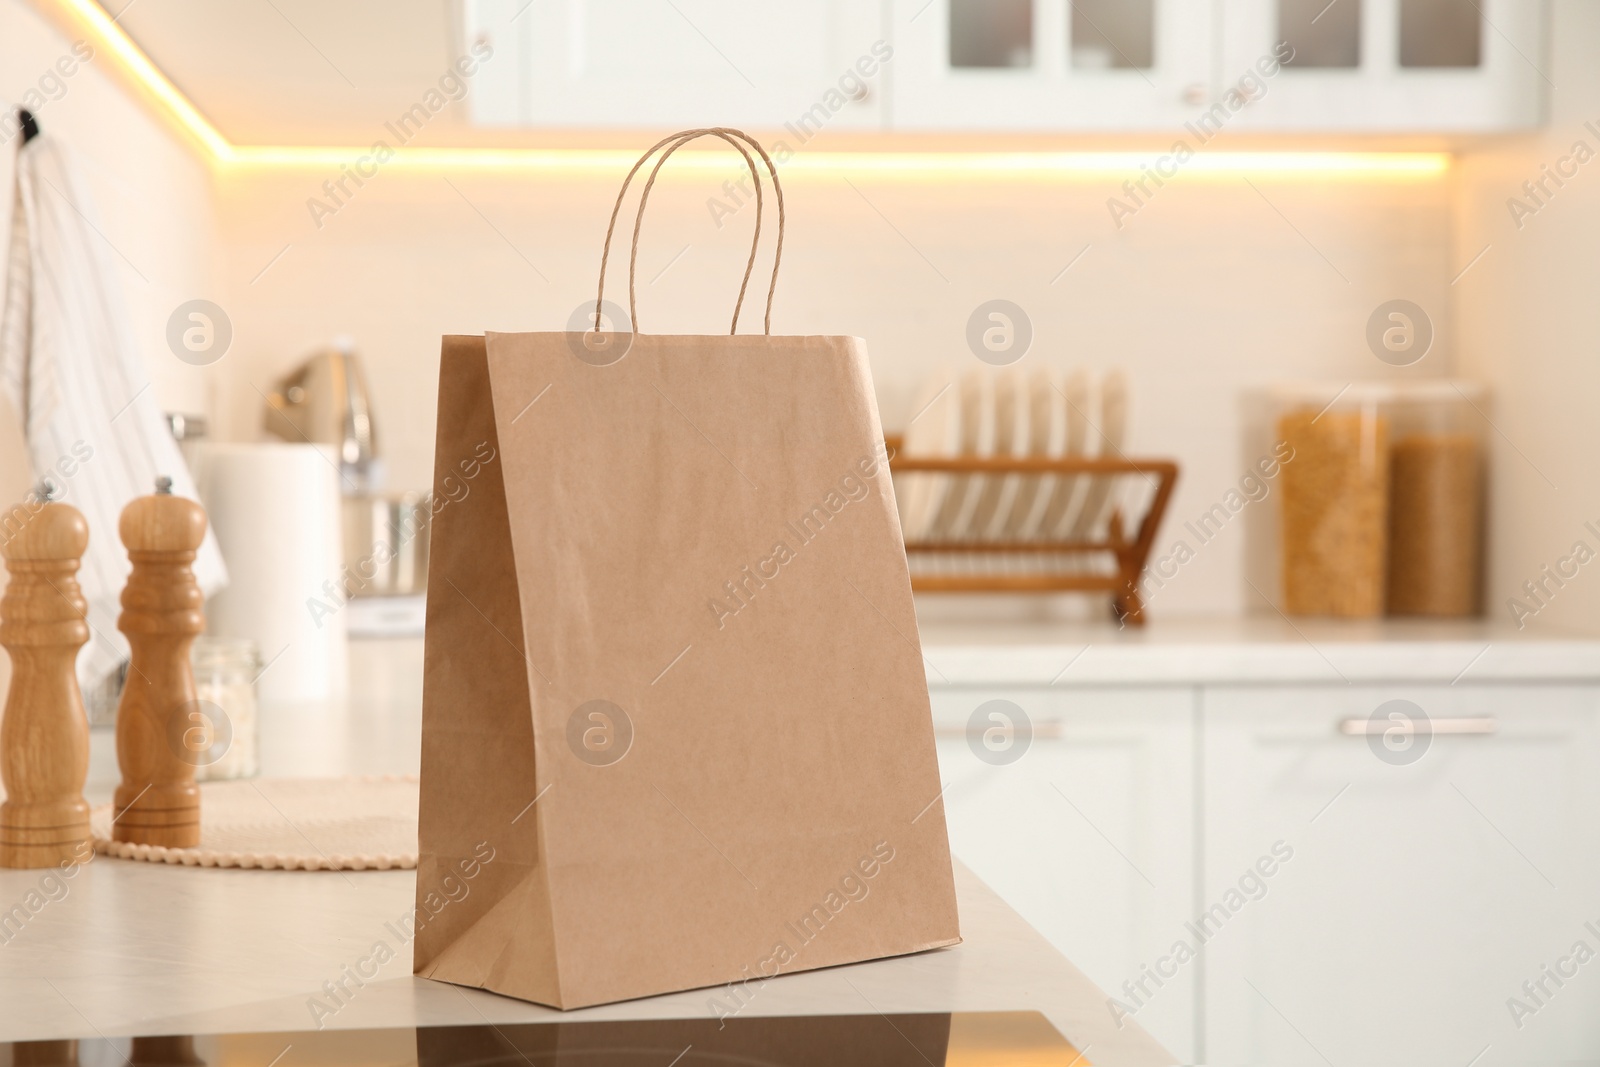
[3,1010,1088,1066]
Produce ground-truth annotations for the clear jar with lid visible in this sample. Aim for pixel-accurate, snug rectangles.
[1382,382,1487,617]
[1267,381,1486,618]
[191,637,262,780]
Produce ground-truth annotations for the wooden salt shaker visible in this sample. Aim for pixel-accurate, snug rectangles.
[0,488,93,868]
[113,477,207,847]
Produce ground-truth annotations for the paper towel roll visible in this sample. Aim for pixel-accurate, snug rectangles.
[191,443,347,704]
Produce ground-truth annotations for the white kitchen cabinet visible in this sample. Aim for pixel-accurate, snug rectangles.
[462,0,888,132]
[889,0,1214,131]
[929,685,1199,1061]
[463,0,1544,133]
[920,621,1600,1063]
[1201,684,1600,1065]
[1218,0,1546,130]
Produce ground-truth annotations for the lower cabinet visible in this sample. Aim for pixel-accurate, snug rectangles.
[930,678,1600,1064]
[1201,684,1600,1065]
[929,686,1199,1062]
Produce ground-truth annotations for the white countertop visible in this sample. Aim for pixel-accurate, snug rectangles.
[0,856,1166,1063]
[26,612,1588,1062]
[916,613,1600,686]
[10,637,1172,1067]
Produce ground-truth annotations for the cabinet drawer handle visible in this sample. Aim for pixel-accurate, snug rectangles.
[933,720,1064,739]
[1338,717,1498,736]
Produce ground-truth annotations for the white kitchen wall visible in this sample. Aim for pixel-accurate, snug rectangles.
[0,0,219,434]
[1456,0,1600,638]
[211,159,1455,619]
[22,0,1597,626]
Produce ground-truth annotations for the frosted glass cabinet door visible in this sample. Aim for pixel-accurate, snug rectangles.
[1218,0,1545,130]
[890,0,1214,130]
[1202,684,1600,1065]
[463,0,888,130]
[930,686,1198,1061]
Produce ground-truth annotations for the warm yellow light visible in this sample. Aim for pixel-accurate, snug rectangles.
[63,0,1451,181]
[60,0,232,160]
[225,144,1450,179]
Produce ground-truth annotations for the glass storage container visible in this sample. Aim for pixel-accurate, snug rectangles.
[1266,381,1486,618]
[1383,383,1487,617]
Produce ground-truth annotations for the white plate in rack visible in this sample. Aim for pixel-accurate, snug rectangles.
[1041,368,1092,540]
[1008,367,1068,540]
[896,367,962,542]
[972,369,1031,542]
[1067,369,1130,541]
[929,369,995,541]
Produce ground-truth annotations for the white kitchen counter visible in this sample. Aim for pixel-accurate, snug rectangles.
[8,636,1173,1066]
[916,613,1600,686]
[29,614,1592,1064]
[0,854,1165,1061]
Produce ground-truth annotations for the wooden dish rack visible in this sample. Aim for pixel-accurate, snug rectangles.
[884,436,1179,625]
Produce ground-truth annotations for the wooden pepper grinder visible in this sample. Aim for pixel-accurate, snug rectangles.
[113,476,207,847]
[0,486,92,869]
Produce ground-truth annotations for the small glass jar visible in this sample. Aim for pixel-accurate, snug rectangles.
[191,637,262,780]
[84,660,126,729]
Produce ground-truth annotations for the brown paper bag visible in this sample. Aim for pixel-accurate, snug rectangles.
[413,129,960,1010]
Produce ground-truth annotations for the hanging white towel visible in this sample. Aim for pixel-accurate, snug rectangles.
[0,127,227,688]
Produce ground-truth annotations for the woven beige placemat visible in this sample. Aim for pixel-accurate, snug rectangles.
[91,776,418,871]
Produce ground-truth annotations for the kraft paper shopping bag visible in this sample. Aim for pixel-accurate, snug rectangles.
[414,128,960,1010]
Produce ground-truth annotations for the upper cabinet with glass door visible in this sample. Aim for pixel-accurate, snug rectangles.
[459,0,1545,134]
[1219,0,1546,130]
[889,0,1215,131]
[462,0,889,131]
